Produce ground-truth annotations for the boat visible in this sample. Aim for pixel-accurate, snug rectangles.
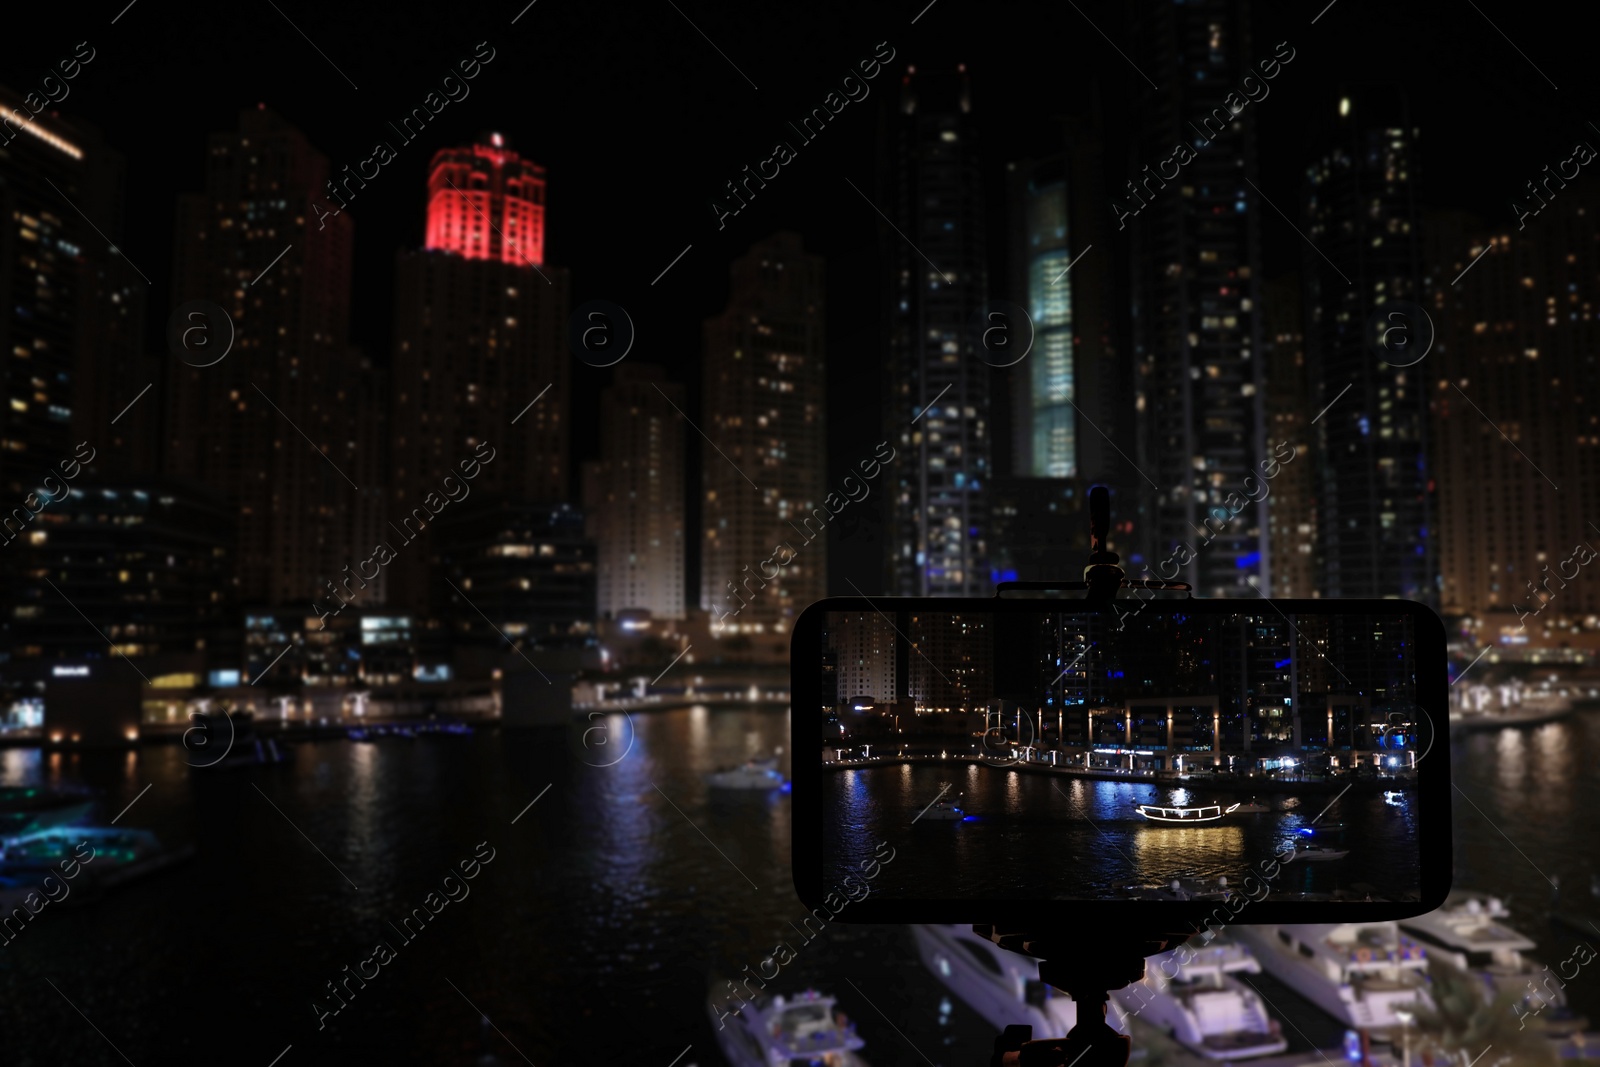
[1232,924,1431,1038]
[1136,803,1240,823]
[707,756,788,791]
[1112,936,1287,1059]
[1285,841,1350,862]
[913,923,1114,1038]
[1401,891,1588,1036]
[1229,799,1271,813]
[919,796,966,821]
[0,785,96,842]
[0,825,195,908]
[707,985,868,1066]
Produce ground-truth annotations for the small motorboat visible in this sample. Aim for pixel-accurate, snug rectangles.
[1136,803,1238,823]
[1229,799,1270,813]
[708,985,868,1067]
[1285,841,1349,862]
[919,799,966,821]
[707,755,788,791]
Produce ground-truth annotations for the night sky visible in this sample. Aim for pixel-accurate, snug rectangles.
[5,0,1593,590]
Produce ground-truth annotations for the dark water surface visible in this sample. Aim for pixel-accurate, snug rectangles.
[1,705,1597,1065]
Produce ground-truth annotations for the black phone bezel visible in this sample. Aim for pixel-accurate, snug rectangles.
[789,594,1452,926]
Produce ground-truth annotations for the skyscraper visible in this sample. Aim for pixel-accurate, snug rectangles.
[0,86,153,494]
[1128,3,1269,596]
[1007,118,1125,483]
[1428,193,1600,638]
[884,67,992,597]
[1302,91,1432,601]
[700,232,826,661]
[1262,275,1317,597]
[165,105,382,606]
[828,611,898,707]
[583,364,685,621]
[391,134,571,609]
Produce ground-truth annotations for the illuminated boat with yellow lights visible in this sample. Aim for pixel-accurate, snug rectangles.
[1136,803,1240,823]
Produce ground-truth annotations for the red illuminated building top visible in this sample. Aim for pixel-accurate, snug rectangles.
[424,133,546,267]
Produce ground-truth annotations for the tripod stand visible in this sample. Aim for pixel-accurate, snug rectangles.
[983,486,1194,1067]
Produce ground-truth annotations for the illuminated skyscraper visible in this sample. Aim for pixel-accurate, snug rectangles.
[423,133,546,266]
[1302,91,1433,601]
[165,105,382,606]
[583,364,685,621]
[1428,192,1600,639]
[391,134,571,609]
[829,611,898,707]
[884,67,992,597]
[1011,155,1077,480]
[700,232,826,661]
[0,86,153,495]
[1128,2,1269,596]
[1262,275,1317,598]
[906,611,991,712]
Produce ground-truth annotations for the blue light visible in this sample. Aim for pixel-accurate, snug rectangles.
[1235,201,1247,212]
[1236,551,1260,569]
[1359,416,1370,435]
[1273,658,1291,669]
[780,781,792,793]
[1298,827,1315,836]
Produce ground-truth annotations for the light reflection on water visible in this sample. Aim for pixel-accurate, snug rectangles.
[825,763,1421,898]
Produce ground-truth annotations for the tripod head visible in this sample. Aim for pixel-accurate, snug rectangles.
[995,485,1190,609]
[981,486,1194,1066]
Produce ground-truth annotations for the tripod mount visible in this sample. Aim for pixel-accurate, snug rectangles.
[981,486,1194,1066]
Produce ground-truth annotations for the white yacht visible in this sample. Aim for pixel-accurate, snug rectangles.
[1111,936,1287,1059]
[912,924,1128,1038]
[707,755,788,791]
[918,798,966,821]
[1136,803,1239,823]
[1232,924,1431,1039]
[707,987,868,1066]
[1400,891,1587,1035]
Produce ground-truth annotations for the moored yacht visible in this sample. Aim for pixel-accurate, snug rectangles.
[1232,924,1431,1039]
[1400,891,1588,1035]
[1111,936,1287,1059]
[0,785,95,841]
[707,986,868,1066]
[912,924,1126,1038]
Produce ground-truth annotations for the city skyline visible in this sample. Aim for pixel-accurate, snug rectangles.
[4,21,1600,695]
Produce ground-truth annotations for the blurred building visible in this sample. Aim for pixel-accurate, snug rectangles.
[0,87,158,676]
[1006,118,1126,485]
[1128,2,1269,596]
[1302,90,1433,601]
[883,67,993,598]
[1262,275,1317,597]
[1428,190,1600,641]
[700,232,826,661]
[165,104,382,606]
[583,364,685,621]
[430,499,595,677]
[391,134,571,609]
[828,610,898,708]
[8,477,235,676]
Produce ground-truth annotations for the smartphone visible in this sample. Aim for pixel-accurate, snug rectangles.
[790,595,1450,926]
